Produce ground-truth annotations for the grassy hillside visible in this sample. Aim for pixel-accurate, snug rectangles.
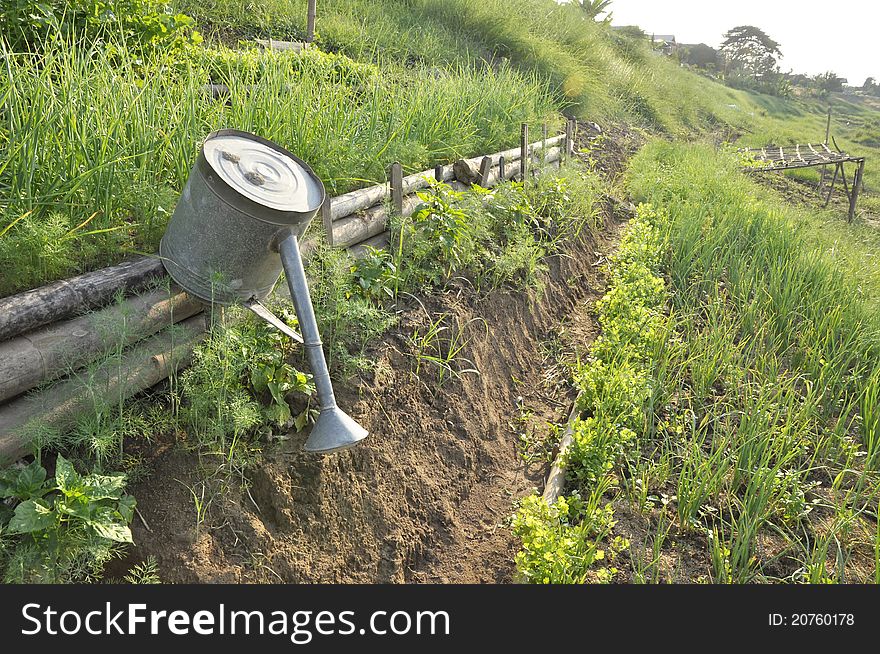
[2,0,877,296]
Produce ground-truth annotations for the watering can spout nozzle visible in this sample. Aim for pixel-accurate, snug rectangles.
[304,407,369,454]
[279,234,370,454]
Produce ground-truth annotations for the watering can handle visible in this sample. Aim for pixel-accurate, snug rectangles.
[243,298,304,343]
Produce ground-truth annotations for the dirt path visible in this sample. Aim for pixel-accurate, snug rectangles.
[410,231,635,583]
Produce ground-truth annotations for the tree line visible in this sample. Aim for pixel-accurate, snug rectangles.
[677,25,876,99]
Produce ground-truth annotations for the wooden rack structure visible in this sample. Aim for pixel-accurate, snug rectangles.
[740,121,867,222]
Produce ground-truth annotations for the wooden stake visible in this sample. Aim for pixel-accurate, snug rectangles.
[478,156,493,186]
[390,162,403,216]
[541,123,548,164]
[307,0,317,43]
[498,155,506,180]
[321,195,333,247]
[520,123,529,182]
[849,159,865,223]
[823,163,840,207]
[434,164,444,183]
[820,107,832,191]
[824,107,832,145]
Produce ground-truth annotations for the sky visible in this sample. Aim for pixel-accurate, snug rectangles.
[605,0,879,85]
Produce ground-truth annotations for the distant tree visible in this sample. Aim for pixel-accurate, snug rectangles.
[720,25,782,80]
[864,77,880,96]
[683,43,718,69]
[813,71,846,94]
[574,0,613,22]
[786,72,811,88]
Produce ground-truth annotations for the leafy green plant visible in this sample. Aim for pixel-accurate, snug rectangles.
[1,0,202,56]
[123,555,161,584]
[181,308,315,456]
[513,484,618,584]
[350,246,401,302]
[0,456,134,583]
[409,184,471,276]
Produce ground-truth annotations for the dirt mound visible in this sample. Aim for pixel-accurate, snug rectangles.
[116,205,623,584]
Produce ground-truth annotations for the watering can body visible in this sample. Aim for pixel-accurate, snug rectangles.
[160,129,324,305]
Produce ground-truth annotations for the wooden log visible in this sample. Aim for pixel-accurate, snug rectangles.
[330,184,391,222]
[0,256,166,342]
[337,147,562,247]
[255,39,308,52]
[327,135,564,221]
[0,288,203,404]
[333,195,422,249]
[0,315,207,464]
[541,146,562,165]
[307,0,317,43]
[349,232,391,258]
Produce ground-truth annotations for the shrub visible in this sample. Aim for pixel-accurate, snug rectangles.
[0,0,202,56]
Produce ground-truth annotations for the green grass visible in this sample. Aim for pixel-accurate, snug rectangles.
[4,0,879,297]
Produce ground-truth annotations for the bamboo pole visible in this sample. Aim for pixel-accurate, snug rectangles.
[0,315,207,464]
[0,256,166,342]
[349,233,391,258]
[0,288,203,404]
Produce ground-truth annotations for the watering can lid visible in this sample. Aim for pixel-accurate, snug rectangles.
[202,131,324,214]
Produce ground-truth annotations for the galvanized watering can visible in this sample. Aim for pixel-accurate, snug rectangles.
[160,129,368,453]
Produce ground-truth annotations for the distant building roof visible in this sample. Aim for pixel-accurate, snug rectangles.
[652,34,676,43]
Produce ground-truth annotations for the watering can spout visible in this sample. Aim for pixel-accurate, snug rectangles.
[279,233,369,454]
